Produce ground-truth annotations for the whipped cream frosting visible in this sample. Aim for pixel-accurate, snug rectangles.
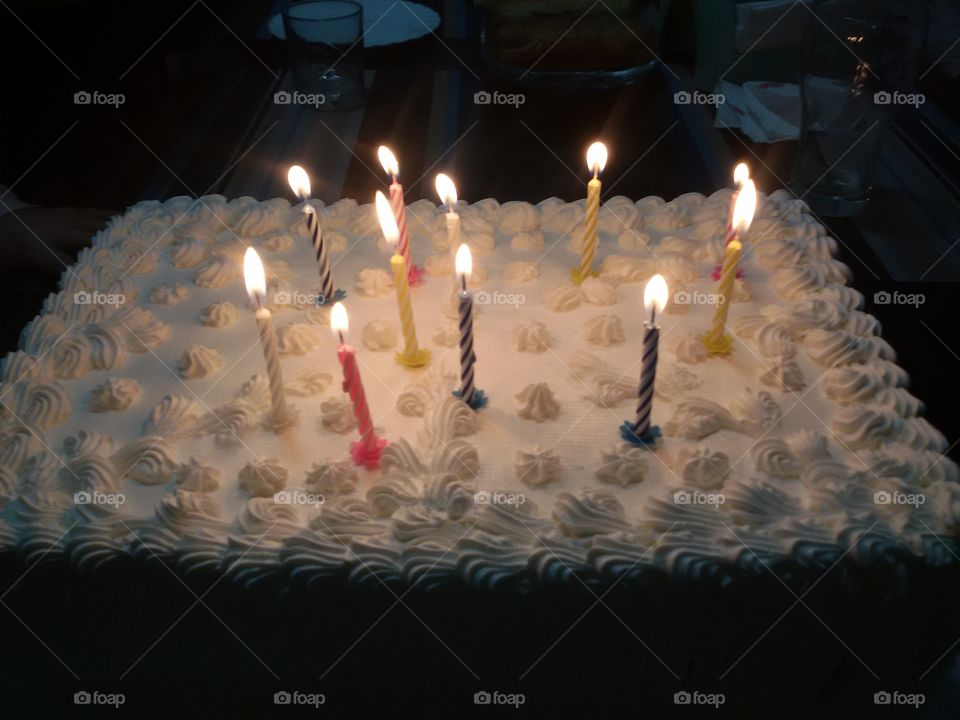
[0,190,954,591]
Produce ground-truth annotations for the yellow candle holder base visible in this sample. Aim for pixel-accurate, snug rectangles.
[700,332,734,356]
[569,267,599,285]
[395,347,431,368]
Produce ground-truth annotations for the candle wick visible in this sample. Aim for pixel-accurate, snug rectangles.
[338,330,345,345]
[460,274,467,293]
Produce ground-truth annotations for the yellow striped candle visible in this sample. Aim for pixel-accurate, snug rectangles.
[573,141,607,284]
[376,192,430,368]
[704,239,741,348]
[702,179,757,355]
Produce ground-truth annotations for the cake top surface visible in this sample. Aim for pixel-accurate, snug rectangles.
[0,189,956,589]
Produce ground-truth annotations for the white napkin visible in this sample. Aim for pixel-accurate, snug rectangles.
[714,80,801,143]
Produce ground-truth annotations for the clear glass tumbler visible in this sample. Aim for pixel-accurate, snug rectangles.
[282,0,364,111]
[791,0,926,216]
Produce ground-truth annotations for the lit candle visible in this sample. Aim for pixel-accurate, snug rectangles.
[375,191,430,368]
[453,243,486,409]
[621,274,668,446]
[287,165,340,304]
[435,173,461,254]
[573,141,607,284]
[377,146,422,285]
[712,163,750,280]
[243,248,291,430]
[330,302,387,468]
[702,179,757,355]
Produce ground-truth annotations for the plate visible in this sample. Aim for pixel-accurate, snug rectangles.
[268,1,440,47]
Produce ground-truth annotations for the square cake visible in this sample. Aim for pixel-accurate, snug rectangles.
[0,187,956,591]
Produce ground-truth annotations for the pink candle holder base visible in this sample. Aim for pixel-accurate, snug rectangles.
[350,436,388,469]
[407,265,425,286]
[711,265,745,281]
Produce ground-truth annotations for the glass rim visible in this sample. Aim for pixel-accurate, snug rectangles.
[284,0,363,23]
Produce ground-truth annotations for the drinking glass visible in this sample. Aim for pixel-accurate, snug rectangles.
[791,0,926,216]
[282,0,364,111]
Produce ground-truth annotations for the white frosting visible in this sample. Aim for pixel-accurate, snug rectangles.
[90,377,140,412]
[150,283,189,305]
[596,446,647,487]
[355,268,393,296]
[512,321,551,352]
[193,253,238,289]
[277,323,321,357]
[677,446,729,489]
[178,345,222,379]
[511,231,544,251]
[515,446,562,487]
[515,383,561,422]
[504,261,538,283]
[175,458,222,492]
[585,315,625,346]
[200,301,240,328]
[238,457,288,497]
[580,277,617,306]
[321,397,358,433]
[1,191,953,590]
[361,320,398,351]
[545,283,582,312]
[170,239,209,269]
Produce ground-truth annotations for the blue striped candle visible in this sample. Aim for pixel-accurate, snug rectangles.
[622,274,668,445]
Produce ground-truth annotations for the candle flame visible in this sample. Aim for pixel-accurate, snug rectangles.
[243,247,267,301]
[435,173,457,208]
[644,273,668,315]
[455,243,472,279]
[374,190,399,247]
[732,179,757,233]
[377,146,399,178]
[733,162,749,187]
[331,301,349,336]
[586,142,607,175]
[287,165,311,199]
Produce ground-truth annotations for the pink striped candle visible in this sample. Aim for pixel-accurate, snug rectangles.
[378,146,422,285]
[331,302,387,468]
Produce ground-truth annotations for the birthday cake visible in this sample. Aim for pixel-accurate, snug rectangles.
[1,187,957,590]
